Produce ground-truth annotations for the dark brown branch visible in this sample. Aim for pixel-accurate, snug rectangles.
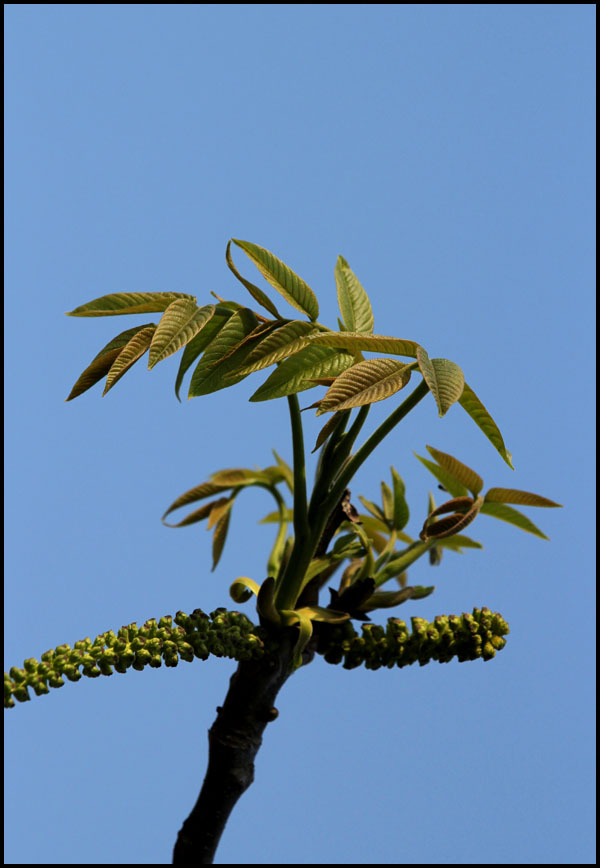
[172,630,300,864]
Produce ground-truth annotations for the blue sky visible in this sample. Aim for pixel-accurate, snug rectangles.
[4,5,595,865]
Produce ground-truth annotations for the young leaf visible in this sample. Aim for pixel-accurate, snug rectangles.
[103,326,156,395]
[66,324,158,401]
[249,346,355,403]
[358,496,387,524]
[416,347,465,417]
[308,332,419,358]
[272,450,294,494]
[212,507,232,570]
[316,358,412,415]
[381,482,394,523]
[425,446,484,497]
[235,320,318,376]
[232,239,319,321]
[479,502,550,539]
[162,499,218,528]
[148,301,216,369]
[66,292,195,317]
[210,468,271,487]
[391,467,410,531]
[206,497,234,531]
[174,311,232,401]
[225,239,281,318]
[484,488,562,507]
[229,577,261,604]
[459,382,514,469]
[188,308,258,397]
[294,605,350,624]
[335,256,374,333]
[162,482,231,522]
[414,452,469,498]
[312,411,346,453]
[434,534,483,552]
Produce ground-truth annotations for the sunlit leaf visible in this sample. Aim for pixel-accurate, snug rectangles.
[236,320,318,375]
[210,468,271,487]
[295,606,350,624]
[229,577,261,604]
[232,239,319,321]
[484,488,562,507]
[162,499,218,528]
[425,446,484,496]
[280,608,313,670]
[249,346,355,402]
[381,481,394,523]
[459,382,514,469]
[358,496,387,524]
[416,347,464,417]
[66,292,195,317]
[174,310,232,400]
[373,540,435,586]
[207,497,234,531]
[413,452,469,498]
[434,534,483,552]
[258,508,294,524]
[420,496,484,541]
[335,256,374,333]
[360,588,416,611]
[188,308,258,397]
[103,326,156,395]
[257,577,280,624]
[308,332,419,357]
[272,449,294,494]
[317,358,412,415]
[479,502,549,539]
[148,301,216,369]
[225,240,281,318]
[212,507,232,570]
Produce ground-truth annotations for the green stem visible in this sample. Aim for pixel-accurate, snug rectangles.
[322,379,430,527]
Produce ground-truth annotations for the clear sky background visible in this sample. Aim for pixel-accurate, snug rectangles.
[4,5,595,865]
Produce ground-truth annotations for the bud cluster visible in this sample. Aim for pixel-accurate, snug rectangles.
[318,607,509,670]
[4,608,266,708]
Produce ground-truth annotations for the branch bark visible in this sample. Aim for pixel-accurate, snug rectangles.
[172,630,300,864]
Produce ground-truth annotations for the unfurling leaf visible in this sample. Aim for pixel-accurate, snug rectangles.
[312,412,346,453]
[425,446,484,497]
[103,326,156,395]
[236,320,319,375]
[249,346,355,402]
[459,382,514,469]
[390,467,410,531]
[232,239,319,321]
[206,497,234,531]
[308,332,419,357]
[294,606,350,624]
[316,358,412,415]
[148,301,216,369]
[416,347,465,417]
[484,488,562,508]
[335,256,374,333]
[420,496,484,541]
[212,507,232,571]
[229,577,261,604]
[66,292,195,317]
[225,240,281,318]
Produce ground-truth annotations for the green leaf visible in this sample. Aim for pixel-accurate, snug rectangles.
[459,382,514,469]
[259,508,294,524]
[358,496,387,524]
[66,292,195,317]
[162,499,219,528]
[434,534,483,552]
[174,311,232,401]
[308,332,419,357]
[479,502,550,540]
[236,320,318,375]
[188,308,258,397]
[413,452,469,498]
[232,239,319,321]
[425,446,484,497]
[212,507,232,570]
[66,324,156,401]
[103,326,156,395]
[484,488,562,507]
[162,481,232,522]
[374,540,435,586]
[257,577,281,625]
[225,240,281,318]
[316,358,412,415]
[335,256,374,333]
[210,468,271,487]
[148,301,216,369]
[380,482,394,523]
[206,497,234,531]
[391,467,410,531]
[249,346,355,402]
[280,608,313,670]
[416,347,465,417]
[360,588,417,611]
